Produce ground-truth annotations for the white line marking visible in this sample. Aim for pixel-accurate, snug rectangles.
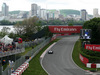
[40,43,56,75]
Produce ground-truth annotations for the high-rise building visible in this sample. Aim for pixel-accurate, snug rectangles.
[37,6,41,18]
[31,3,38,17]
[47,11,50,20]
[80,9,87,21]
[2,3,9,16]
[40,9,47,20]
[49,12,54,19]
[54,10,60,19]
[59,14,65,20]
[93,8,99,18]
[29,11,31,17]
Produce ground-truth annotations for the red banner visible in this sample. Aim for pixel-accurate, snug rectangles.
[85,44,100,52]
[79,54,89,64]
[51,34,57,41]
[48,26,82,33]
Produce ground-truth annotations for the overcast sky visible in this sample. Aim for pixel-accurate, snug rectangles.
[0,0,100,15]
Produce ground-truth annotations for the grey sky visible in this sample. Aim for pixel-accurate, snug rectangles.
[0,0,100,15]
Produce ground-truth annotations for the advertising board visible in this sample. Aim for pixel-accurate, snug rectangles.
[48,26,82,33]
[79,54,89,64]
[80,29,91,39]
[85,44,100,52]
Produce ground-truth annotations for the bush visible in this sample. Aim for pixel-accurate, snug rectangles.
[83,18,100,44]
[79,40,100,63]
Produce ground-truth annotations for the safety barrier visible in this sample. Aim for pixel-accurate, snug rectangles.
[79,54,100,68]
[40,43,56,59]
[86,63,100,68]
[79,54,89,64]
[11,62,29,75]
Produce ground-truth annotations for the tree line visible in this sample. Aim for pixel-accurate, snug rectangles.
[83,18,100,44]
[0,19,84,25]
[0,17,85,41]
[40,19,84,25]
[0,16,52,41]
[0,20,16,25]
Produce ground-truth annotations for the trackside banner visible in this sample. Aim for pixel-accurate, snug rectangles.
[48,26,82,33]
[85,44,100,52]
[79,54,89,64]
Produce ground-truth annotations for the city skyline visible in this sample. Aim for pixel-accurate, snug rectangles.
[0,0,100,15]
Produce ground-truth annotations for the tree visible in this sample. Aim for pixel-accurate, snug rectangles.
[68,23,73,26]
[0,20,16,25]
[83,18,100,44]
[40,19,84,25]
[0,27,10,36]
[14,16,42,39]
[14,22,24,35]
[44,26,53,38]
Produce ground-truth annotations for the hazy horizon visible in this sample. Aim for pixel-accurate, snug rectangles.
[0,0,100,15]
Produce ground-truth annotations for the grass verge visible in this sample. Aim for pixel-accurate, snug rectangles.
[22,39,60,75]
[17,47,33,56]
[3,63,8,71]
[72,39,99,70]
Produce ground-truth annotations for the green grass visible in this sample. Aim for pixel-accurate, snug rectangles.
[3,63,8,71]
[18,47,33,56]
[22,39,60,75]
[16,45,37,56]
[72,39,100,70]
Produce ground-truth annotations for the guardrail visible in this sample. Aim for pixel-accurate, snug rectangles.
[11,62,29,75]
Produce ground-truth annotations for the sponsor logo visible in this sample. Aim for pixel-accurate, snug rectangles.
[79,54,89,64]
[48,26,82,33]
[54,28,77,32]
[80,54,83,61]
[85,45,100,51]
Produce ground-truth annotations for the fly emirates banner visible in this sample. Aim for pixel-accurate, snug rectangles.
[48,26,82,33]
[85,44,100,52]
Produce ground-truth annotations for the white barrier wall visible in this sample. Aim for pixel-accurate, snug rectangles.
[86,63,91,68]
[86,63,100,68]
[11,62,29,75]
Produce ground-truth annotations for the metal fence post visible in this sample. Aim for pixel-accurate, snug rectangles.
[0,58,2,75]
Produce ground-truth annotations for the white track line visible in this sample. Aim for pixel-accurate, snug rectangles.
[40,43,56,75]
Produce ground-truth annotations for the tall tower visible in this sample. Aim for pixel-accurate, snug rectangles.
[40,9,47,20]
[37,6,41,18]
[2,3,9,16]
[54,10,60,19]
[31,3,38,17]
[93,8,99,18]
[80,9,87,21]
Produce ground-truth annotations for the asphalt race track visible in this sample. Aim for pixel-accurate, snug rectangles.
[42,35,86,75]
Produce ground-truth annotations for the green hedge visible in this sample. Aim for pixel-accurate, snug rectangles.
[81,48,100,57]
[79,40,100,63]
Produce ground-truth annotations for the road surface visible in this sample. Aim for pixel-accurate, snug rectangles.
[42,35,86,75]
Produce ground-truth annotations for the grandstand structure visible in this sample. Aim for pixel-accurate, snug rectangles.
[0,35,25,75]
[0,47,25,58]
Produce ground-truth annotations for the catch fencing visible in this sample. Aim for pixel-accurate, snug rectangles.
[2,37,50,75]
[0,38,45,57]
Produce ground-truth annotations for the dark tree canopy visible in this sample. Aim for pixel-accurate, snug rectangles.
[83,18,100,44]
[40,19,84,25]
